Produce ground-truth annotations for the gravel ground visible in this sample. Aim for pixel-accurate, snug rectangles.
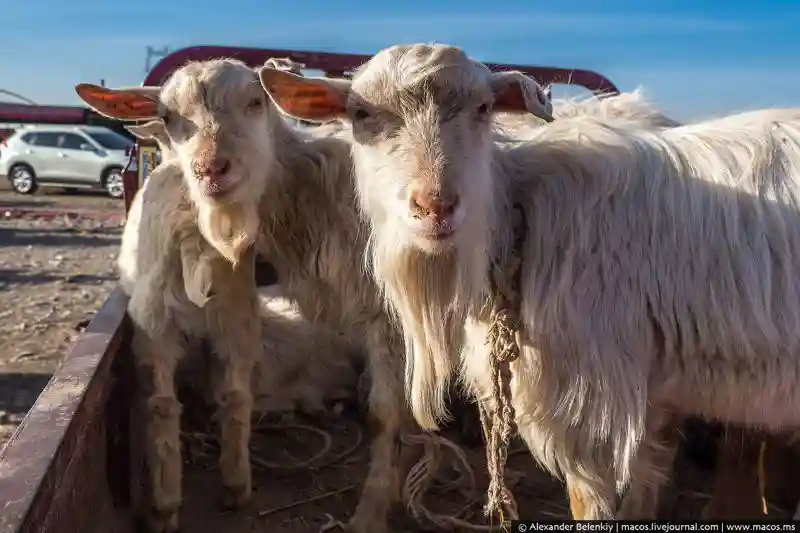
[0,183,124,446]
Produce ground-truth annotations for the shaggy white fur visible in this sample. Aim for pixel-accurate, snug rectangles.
[258,42,800,521]
[75,59,359,533]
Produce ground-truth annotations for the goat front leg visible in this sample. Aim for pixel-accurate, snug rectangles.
[565,471,618,520]
[538,428,617,520]
[205,252,259,510]
[132,326,185,533]
[348,324,414,533]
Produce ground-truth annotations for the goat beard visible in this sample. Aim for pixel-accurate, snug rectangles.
[196,200,259,267]
[368,220,491,431]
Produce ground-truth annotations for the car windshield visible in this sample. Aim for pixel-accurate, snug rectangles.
[85,130,133,151]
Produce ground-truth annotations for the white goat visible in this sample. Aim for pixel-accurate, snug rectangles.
[75,60,282,533]
[250,285,362,416]
[176,283,362,420]
[81,58,430,533]
[257,43,800,520]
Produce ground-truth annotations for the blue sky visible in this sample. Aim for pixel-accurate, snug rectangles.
[1,0,799,122]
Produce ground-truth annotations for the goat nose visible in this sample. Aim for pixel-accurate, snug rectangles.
[411,191,459,219]
[194,157,230,180]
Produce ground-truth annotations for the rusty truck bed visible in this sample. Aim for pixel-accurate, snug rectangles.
[2,47,800,533]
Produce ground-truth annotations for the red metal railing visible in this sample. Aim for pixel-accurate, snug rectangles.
[143,46,619,93]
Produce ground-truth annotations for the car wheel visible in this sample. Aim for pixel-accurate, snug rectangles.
[9,164,38,195]
[103,167,124,199]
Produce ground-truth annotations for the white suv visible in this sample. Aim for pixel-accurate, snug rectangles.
[0,125,133,198]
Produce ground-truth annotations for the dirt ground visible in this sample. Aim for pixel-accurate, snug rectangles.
[0,181,124,446]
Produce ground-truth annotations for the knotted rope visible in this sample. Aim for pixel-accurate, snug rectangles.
[479,203,527,524]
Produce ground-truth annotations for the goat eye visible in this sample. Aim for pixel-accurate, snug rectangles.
[160,113,171,126]
[352,108,370,121]
[476,103,490,116]
[246,98,263,111]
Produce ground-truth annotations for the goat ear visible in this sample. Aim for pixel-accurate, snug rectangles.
[490,71,554,122]
[126,120,170,147]
[75,83,160,121]
[258,67,349,122]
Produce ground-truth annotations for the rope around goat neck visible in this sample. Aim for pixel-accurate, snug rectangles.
[480,202,527,524]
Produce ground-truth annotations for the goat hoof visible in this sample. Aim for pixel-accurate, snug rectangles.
[219,483,252,511]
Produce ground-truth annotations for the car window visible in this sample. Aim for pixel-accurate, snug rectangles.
[60,133,90,150]
[20,133,37,145]
[85,130,132,151]
[31,132,60,148]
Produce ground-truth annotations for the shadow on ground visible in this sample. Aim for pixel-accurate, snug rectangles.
[0,180,112,199]
[0,373,52,418]
[0,199,58,209]
[58,188,112,199]
[0,268,116,288]
[0,227,120,248]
